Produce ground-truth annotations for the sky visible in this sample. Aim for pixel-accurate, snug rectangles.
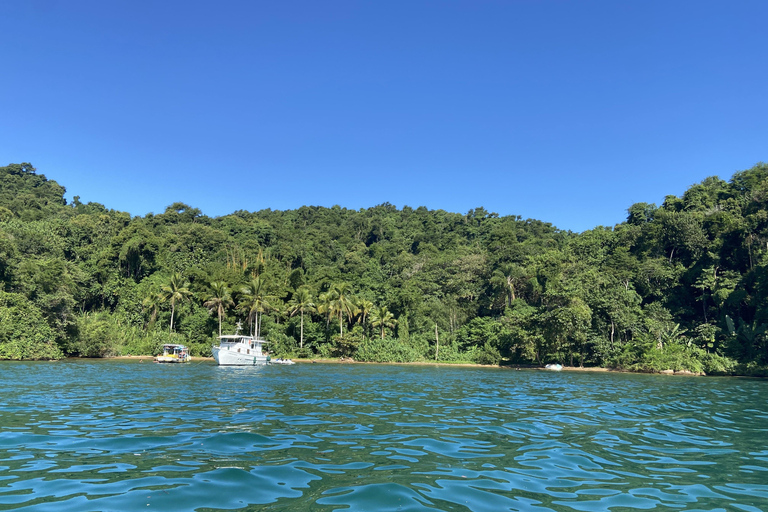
[1,0,766,232]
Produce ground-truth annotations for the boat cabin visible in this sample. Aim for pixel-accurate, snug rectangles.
[217,335,267,356]
[156,343,191,363]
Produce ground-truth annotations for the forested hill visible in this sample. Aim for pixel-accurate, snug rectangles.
[2,161,768,374]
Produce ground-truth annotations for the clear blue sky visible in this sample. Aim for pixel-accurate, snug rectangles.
[1,1,766,232]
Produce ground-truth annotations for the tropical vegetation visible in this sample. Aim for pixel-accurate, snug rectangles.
[2,161,768,375]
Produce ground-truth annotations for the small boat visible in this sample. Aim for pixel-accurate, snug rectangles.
[155,344,191,363]
[271,358,295,365]
[212,334,269,366]
[544,363,563,371]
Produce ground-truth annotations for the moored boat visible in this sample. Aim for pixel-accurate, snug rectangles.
[544,363,563,371]
[155,344,191,363]
[212,334,269,366]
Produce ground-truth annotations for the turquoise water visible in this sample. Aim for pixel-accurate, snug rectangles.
[1,361,767,511]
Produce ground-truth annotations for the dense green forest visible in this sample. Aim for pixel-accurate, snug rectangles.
[2,161,768,374]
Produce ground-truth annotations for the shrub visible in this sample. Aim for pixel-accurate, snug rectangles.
[70,311,122,357]
[473,342,502,365]
[355,336,420,363]
[733,361,768,377]
[696,350,738,375]
[121,328,184,357]
[0,291,62,360]
[631,343,703,373]
[317,342,337,359]
[429,341,475,364]
[267,331,298,358]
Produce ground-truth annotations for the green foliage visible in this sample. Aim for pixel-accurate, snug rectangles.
[70,311,124,357]
[628,344,739,376]
[333,326,365,358]
[121,330,165,357]
[455,316,512,364]
[696,350,739,375]
[68,312,191,357]
[370,305,397,339]
[0,291,62,360]
[316,340,337,359]
[472,343,502,365]
[201,280,233,336]
[0,163,66,222]
[356,336,421,363]
[160,272,192,332]
[433,342,475,364]
[266,331,298,358]
[732,361,768,377]
[631,344,705,373]
[177,306,216,353]
[4,161,768,375]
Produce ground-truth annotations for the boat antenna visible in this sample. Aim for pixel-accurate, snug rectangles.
[235,321,242,334]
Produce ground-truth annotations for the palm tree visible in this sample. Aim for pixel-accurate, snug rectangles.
[289,286,315,349]
[238,276,270,338]
[355,298,374,339]
[141,284,162,329]
[491,263,527,309]
[202,281,234,337]
[370,305,397,339]
[329,282,355,336]
[268,297,287,325]
[317,290,334,328]
[160,273,191,332]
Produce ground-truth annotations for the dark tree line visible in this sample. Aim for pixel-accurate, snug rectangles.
[2,161,768,374]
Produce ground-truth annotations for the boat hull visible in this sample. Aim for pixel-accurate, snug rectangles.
[212,346,269,366]
[155,356,190,363]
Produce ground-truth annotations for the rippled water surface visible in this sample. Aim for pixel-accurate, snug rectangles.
[1,361,767,511]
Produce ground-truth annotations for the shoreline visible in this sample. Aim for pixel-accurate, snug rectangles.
[92,356,674,372]
[45,356,766,377]
[284,359,706,375]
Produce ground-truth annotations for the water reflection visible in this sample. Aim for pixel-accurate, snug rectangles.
[0,361,766,511]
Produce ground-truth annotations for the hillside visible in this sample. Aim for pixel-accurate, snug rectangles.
[1,161,767,374]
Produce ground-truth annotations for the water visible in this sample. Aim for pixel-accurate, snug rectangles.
[1,361,767,512]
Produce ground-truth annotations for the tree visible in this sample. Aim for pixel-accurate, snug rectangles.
[202,280,234,337]
[6,159,768,369]
[0,291,62,360]
[543,296,592,366]
[317,290,333,330]
[658,210,709,264]
[288,286,315,349]
[160,273,191,332]
[370,305,397,339]
[354,297,374,338]
[238,276,270,338]
[491,263,529,308]
[328,282,356,336]
[141,286,162,329]
[626,202,657,225]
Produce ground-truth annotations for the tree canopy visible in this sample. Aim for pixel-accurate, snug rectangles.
[2,161,767,374]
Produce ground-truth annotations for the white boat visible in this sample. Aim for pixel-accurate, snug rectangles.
[155,344,191,363]
[544,363,563,371]
[271,358,295,365]
[212,334,269,366]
